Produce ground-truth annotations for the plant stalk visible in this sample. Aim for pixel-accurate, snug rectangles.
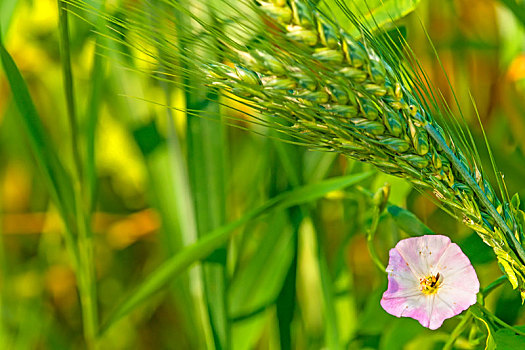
[366,207,387,273]
[473,303,525,336]
[57,1,98,347]
[443,311,472,350]
[482,275,508,297]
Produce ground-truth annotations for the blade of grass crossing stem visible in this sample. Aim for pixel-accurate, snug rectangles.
[172,0,228,347]
[99,172,373,335]
[183,5,229,347]
[139,126,213,348]
[167,82,216,346]
[0,24,79,264]
[186,92,229,349]
[57,2,98,346]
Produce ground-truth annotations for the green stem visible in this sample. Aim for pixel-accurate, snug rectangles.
[57,0,82,181]
[57,1,98,348]
[443,312,473,350]
[482,275,507,297]
[473,303,525,336]
[445,271,508,348]
[366,208,387,273]
[424,123,525,265]
[0,202,7,348]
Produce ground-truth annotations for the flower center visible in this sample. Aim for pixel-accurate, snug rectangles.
[420,272,441,295]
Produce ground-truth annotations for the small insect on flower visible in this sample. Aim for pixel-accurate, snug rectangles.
[380,235,479,330]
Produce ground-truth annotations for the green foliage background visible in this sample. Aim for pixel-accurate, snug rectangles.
[1,0,525,349]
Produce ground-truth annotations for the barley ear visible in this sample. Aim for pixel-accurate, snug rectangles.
[206,0,525,298]
[68,0,525,299]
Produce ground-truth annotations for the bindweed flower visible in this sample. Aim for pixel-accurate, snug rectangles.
[380,235,479,330]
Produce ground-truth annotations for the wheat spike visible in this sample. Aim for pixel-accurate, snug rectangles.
[204,0,525,297]
[69,0,525,298]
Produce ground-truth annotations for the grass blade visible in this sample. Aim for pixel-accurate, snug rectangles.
[0,27,78,261]
[178,2,229,346]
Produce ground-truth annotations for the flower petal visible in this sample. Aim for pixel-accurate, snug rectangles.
[380,293,432,328]
[381,246,429,326]
[428,286,478,329]
[395,235,452,277]
[384,247,420,298]
[435,243,480,294]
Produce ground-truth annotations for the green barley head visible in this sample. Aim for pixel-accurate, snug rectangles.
[70,0,525,300]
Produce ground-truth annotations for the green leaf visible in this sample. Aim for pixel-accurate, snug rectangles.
[0,31,77,251]
[229,212,293,318]
[0,0,18,38]
[273,172,372,211]
[379,318,423,350]
[357,288,391,334]
[494,327,525,350]
[100,171,373,334]
[133,121,164,157]
[471,304,497,350]
[459,232,495,265]
[387,205,434,236]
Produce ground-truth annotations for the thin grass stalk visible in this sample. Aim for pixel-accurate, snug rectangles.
[177,2,231,348]
[481,275,508,298]
[443,312,473,350]
[57,0,82,179]
[57,1,98,347]
[0,200,6,347]
[85,25,105,213]
[366,205,387,273]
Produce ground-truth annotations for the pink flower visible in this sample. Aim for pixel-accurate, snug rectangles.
[380,235,479,330]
